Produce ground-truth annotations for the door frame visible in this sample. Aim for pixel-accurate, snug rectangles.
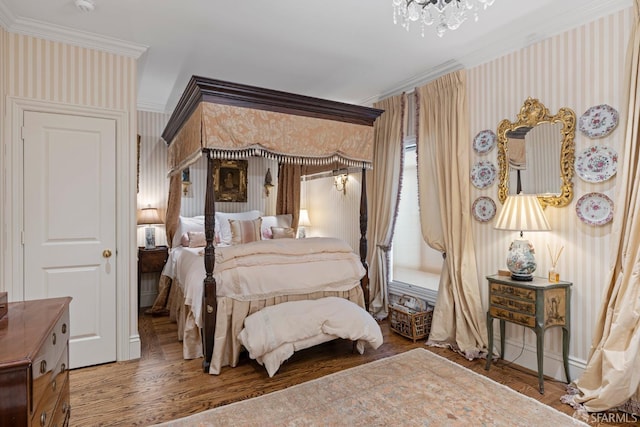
[2,97,140,362]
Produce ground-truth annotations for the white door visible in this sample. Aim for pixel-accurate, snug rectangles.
[23,111,117,369]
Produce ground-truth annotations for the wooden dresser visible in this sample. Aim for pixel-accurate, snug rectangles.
[0,297,72,426]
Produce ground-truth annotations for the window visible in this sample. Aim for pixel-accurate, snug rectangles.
[390,143,442,294]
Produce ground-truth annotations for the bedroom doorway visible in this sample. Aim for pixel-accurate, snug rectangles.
[22,110,117,369]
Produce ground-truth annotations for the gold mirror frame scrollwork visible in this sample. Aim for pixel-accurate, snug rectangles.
[497,98,576,208]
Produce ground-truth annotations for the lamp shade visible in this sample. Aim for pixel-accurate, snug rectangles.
[298,209,311,227]
[137,207,163,225]
[494,194,550,232]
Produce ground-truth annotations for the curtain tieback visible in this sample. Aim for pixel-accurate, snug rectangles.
[377,244,390,252]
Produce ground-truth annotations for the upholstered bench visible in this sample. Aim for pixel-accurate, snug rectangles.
[237,297,383,377]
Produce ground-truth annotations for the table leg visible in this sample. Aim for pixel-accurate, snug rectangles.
[536,327,545,394]
[485,312,493,370]
[499,319,505,359]
[563,326,571,383]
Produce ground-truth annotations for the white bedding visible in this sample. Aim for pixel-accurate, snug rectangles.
[238,297,383,377]
[171,237,365,330]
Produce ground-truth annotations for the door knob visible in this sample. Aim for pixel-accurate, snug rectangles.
[103,249,112,258]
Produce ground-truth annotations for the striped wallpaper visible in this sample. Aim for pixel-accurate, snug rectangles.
[2,31,136,110]
[135,7,633,378]
[468,8,632,378]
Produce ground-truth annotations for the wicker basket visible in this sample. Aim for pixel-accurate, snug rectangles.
[389,297,433,342]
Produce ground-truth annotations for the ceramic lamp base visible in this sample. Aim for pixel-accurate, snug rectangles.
[144,226,156,249]
[506,238,537,281]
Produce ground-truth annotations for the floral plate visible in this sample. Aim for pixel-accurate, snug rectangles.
[473,130,496,154]
[575,145,618,183]
[470,161,497,189]
[578,104,619,138]
[576,192,614,226]
[472,196,496,222]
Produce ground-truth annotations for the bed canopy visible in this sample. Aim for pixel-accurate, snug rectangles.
[161,75,383,371]
[163,76,382,175]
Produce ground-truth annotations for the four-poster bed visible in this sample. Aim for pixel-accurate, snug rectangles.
[160,76,384,373]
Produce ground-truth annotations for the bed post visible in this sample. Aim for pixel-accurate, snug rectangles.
[202,149,217,373]
[359,165,370,312]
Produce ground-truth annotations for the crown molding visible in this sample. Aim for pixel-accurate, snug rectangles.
[0,0,15,29]
[0,2,147,58]
[360,0,633,105]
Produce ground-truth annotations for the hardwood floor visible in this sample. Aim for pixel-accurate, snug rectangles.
[69,312,635,426]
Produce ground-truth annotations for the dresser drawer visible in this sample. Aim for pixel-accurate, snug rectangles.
[489,306,536,328]
[139,249,168,273]
[31,371,68,427]
[490,282,535,302]
[32,309,70,412]
[490,295,536,316]
[50,378,70,427]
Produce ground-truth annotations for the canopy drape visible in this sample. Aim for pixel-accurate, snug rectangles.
[416,70,487,358]
[569,0,640,413]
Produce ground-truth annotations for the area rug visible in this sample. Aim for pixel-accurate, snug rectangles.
[155,348,586,426]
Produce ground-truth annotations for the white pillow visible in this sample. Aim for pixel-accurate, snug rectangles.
[215,210,262,245]
[260,214,293,239]
[171,216,204,248]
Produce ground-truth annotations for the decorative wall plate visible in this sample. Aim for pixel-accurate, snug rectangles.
[578,104,619,138]
[575,145,618,183]
[473,130,496,154]
[472,196,496,222]
[471,161,497,189]
[576,192,614,226]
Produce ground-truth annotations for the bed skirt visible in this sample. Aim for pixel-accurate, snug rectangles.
[166,278,365,374]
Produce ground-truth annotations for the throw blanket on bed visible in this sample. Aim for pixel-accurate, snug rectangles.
[238,297,383,377]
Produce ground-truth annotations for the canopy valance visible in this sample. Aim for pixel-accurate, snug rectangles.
[163,76,383,176]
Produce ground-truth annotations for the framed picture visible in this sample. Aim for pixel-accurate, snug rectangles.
[213,159,248,202]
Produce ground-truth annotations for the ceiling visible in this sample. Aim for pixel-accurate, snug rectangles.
[0,0,632,113]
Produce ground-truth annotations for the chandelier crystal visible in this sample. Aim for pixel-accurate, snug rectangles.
[392,0,496,37]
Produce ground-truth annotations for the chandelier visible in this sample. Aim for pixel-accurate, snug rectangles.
[392,0,496,37]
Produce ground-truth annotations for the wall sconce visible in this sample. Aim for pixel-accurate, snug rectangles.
[137,205,164,249]
[264,168,275,196]
[333,168,348,195]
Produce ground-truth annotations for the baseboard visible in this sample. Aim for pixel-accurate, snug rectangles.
[127,334,141,361]
[497,335,586,384]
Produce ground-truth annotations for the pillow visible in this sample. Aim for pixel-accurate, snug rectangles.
[260,214,293,239]
[229,218,263,245]
[216,210,262,245]
[187,231,207,248]
[172,216,204,248]
[271,226,295,239]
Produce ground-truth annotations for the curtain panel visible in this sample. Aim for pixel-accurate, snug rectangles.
[570,0,640,412]
[367,94,405,317]
[416,70,487,358]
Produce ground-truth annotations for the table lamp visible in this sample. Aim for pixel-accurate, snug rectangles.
[494,193,550,281]
[138,206,163,249]
[298,209,311,238]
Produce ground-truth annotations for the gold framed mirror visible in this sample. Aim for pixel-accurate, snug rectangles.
[497,98,576,208]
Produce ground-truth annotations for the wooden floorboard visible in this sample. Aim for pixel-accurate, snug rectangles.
[68,312,634,426]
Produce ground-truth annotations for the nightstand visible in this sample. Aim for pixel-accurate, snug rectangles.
[137,246,169,308]
[484,274,571,394]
